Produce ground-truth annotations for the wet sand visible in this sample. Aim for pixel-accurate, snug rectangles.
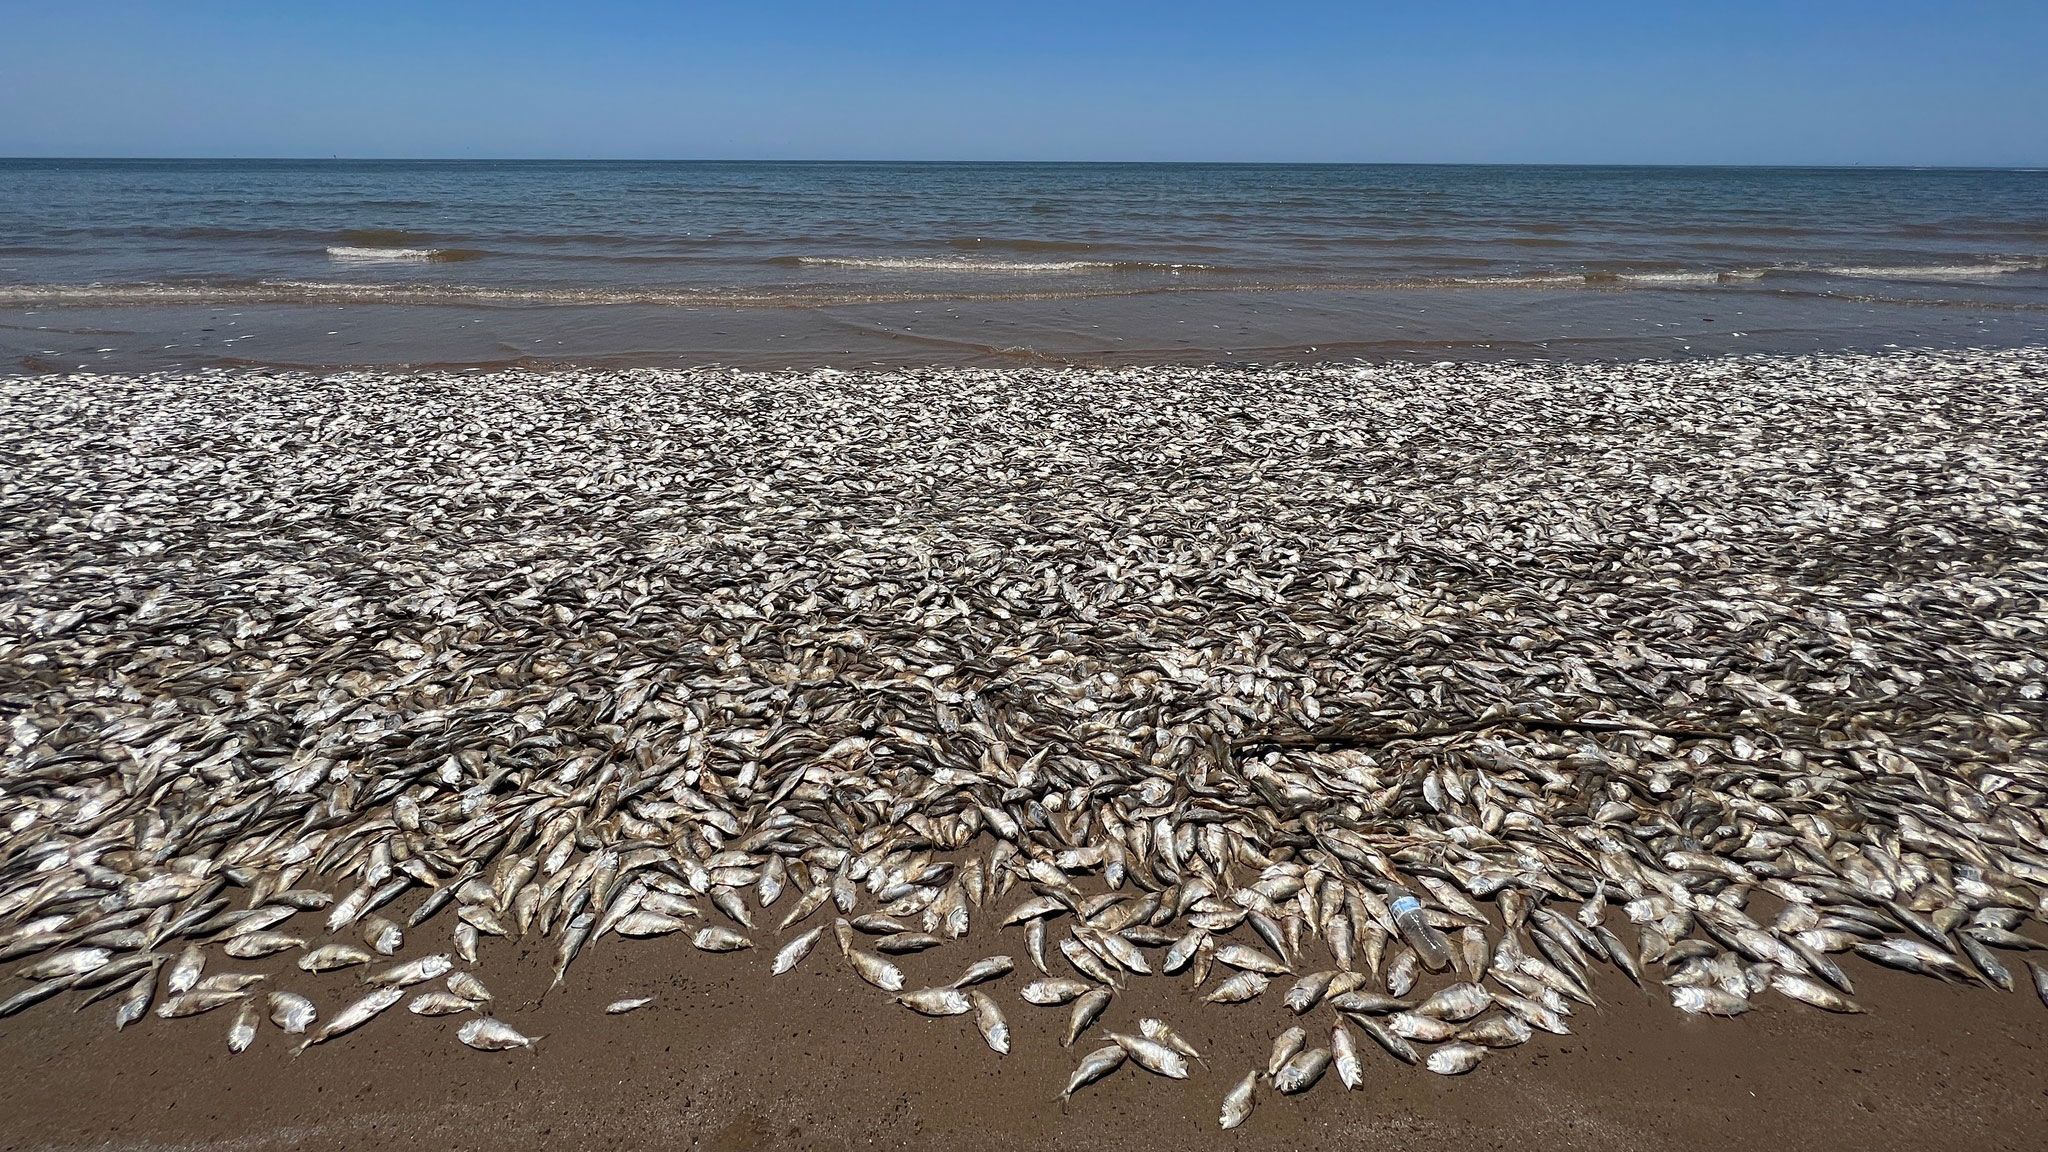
[6,281,2046,374]
[3,901,2044,1152]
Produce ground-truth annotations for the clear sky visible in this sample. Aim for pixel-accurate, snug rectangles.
[2,1,2043,165]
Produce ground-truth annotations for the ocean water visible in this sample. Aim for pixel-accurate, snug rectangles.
[2,160,2045,369]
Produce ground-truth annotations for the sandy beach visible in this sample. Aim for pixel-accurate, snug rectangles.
[3,347,2046,1151]
[3,916,2044,1152]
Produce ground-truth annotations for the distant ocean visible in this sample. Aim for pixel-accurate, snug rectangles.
[3,160,2045,369]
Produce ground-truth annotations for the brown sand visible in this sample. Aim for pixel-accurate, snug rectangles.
[3,903,2044,1152]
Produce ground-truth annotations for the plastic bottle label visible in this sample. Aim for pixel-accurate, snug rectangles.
[1390,896,1421,916]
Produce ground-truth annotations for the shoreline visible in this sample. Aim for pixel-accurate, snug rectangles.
[3,347,2046,1151]
[6,288,2045,375]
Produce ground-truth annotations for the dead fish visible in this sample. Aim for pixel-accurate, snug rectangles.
[1205,971,1269,1004]
[1389,1011,1460,1042]
[1267,1026,1306,1078]
[899,987,974,1016]
[451,920,479,964]
[224,932,304,959]
[1771,972,1863,1013]
[1060,938,1122,987]
[1138,1017,1202,1064]
[166,945,205,995]
[1220,1069,1259,1129]
[772,927,825,975]
[1021,977,1095,1006]
[226,1001,260,1053]
[605,996,655,1015]
[691,926,753,953]
[1957,933,2015,992]
[1457,1012,1533,1048]
[299,944,373,973]
[267,990,318,1033]
[298,987,403,1051]
[710,887,755,929]
[1387,948,1420,997]
[951,955,1015,988]
[971,990,1010,1054]
[1058,1044,1127,1105]
[361,916,403,955]
[614,911,690,938]
[1215,943,1290,975]
[112,972,155,1030]
[458,1016,541,1051]
[1353,1015,1419,1065]
[157,988,247,1019]
[1331,1023,1364,1089]
[1329,990,1410,1015]
[1106,1032,1189,1079]
[847,950,904,991]
[365,954,454,988]
[1426,1042,1486,1075]
[1415,981,1492,1021]
[1006,896,1068,926]
[1671,987,1750,1016]
[448,972,492,1002]
[1853,939,1972,983]
[196,973,267,994]
[1064,987,1112,1046]
[19,947,110,981]
[551,913,596,989]
[1163,929,1209,974]
[1,981,65,1019]
[1286,969,1339,1014]
[875,932,945,954]
[409,990,477,1016]
[1495,991,1572,1036]
[1273,1047,1332,1094]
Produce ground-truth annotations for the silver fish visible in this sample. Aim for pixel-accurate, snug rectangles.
[1063,987,1112,1046]
[1331,1024,1364,1088]
[691,926,753,953]
[458,1016,541,1051]
[1021,977,1095,1006]
[409,990,477,1016]
[1220,1069,1259,1129]
[1058,1044,1127,1104]
[970,990,1010,1054]
[298,987,403,1051]
[1109,1032,1190,1079]
[1204,971,1269,1004]
[267,990,318,1033]
[364,954,454,988]
[772,927,825,975]
[1268,1026,1306,1078]
[1273,1047,1331,1094]
[899,987,974,1016]
[1426,1042,1485,1075]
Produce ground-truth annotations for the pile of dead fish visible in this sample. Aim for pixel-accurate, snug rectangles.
[2,347,2045,1125]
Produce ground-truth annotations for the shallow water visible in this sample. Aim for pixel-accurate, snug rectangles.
[3,160,2044,368]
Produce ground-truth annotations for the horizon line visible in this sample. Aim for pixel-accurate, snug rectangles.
[2,156,2043,172]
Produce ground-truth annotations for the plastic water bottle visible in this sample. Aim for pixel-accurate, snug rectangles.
[1388,886,1454,972]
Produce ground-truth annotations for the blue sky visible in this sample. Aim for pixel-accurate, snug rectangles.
[1,1,2043,164]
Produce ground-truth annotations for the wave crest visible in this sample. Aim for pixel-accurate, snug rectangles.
[326,246,483,264]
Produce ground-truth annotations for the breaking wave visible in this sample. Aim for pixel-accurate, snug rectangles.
[770,255,1212,273]
[326,246,484,264]
[1820,258,2048,279]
